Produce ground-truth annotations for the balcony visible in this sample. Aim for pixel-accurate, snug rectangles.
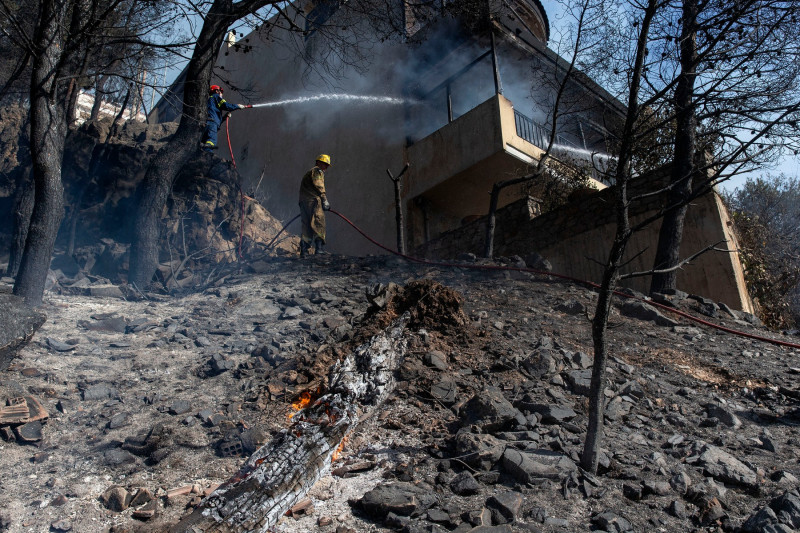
[404,94,608,244]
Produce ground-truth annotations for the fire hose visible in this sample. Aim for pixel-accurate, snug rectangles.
[262,207,800,350]
[225,115,247,260]
[220,114,800,350]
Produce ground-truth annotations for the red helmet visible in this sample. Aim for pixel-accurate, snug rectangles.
[209,85,223,94]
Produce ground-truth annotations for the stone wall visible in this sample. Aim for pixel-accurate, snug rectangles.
[415,169,753,312]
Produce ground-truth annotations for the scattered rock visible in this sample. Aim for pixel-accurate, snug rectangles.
[619,301,679,327]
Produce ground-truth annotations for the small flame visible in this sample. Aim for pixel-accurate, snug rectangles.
[331,436,348,462]
[288,391,313,420]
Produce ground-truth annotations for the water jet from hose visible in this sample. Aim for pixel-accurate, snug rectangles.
[250,93,406,108]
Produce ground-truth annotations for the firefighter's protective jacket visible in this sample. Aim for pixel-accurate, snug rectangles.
[298,166,327,243]
[206,93,240,129]
[299,167,327,204]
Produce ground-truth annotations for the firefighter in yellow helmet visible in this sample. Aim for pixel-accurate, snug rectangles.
[298,154,332,257]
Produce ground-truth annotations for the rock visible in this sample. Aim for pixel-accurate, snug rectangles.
[0,293,46,371]
[357,482,437,518]
[668,500,688,518]
[131,499,158,520]
[643,479,671,496]
[742,505,779,533]
[281,306,304,319]
[701,497,726,522]
[108,412,130,429]
[554,299,585,315]
[705,404,742,428]
[130,487,154,507]
[502,448,576,483]
[78,316,127,333]
[694,442,759,488]
[82,384,117,401]
[623,483,643,501]
[523,252,552,272]
[430,379,457,406]
[450,471,481,496]
[591,511,634,532]
[46,337,77,352]
[208,353,234,375]
[88,284,126,299]
[427,508,450,523]
[669,471,692,494]
[460,388,520,432]
[564,371,591,396]
[453,432,505,470]
[14,420,43,442]
[486,492,523,525]
[423,350,449,370]
[521,350,557,378]
[619,301,678,327]
[103,448,137,466]
[526,404,577,423]
[571,351,592,369]
[101,486,132,512]
[605,396,632,421]
[168,400,192,415]
[50,519,72,531]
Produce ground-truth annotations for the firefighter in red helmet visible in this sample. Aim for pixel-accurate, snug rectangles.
[201,85,251,152]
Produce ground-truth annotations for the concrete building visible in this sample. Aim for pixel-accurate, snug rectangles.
[153,0,623,252]
[152,0,752,309]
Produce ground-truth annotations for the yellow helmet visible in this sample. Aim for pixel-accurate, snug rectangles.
[316,154,331,166]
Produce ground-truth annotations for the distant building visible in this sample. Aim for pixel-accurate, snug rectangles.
[74,90,145,125]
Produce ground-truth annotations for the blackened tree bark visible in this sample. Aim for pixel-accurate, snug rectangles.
[7,170,34,278]
[128,0,277,288]
[12,0,71,306]
[649,0,698,295]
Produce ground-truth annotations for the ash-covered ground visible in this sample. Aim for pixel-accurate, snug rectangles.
[1,253,800,533]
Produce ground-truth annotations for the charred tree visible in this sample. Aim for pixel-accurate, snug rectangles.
[484,174,536,258]
[387,163,409,255]
[128,0,279,288]
[649,0,698,295]
[7,170,34,278]
[171,316,409,532]
[12,0,71,306]
[581,0,657,474]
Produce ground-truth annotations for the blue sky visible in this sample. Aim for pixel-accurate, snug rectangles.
[538,0,799,192]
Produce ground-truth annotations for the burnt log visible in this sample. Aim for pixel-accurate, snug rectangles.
[171,316,409,533]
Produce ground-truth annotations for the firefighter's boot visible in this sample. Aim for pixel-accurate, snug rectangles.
[314,238,329,255]
[300,240,310,258]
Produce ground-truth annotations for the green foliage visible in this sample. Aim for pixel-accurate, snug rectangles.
[725,175,800,329]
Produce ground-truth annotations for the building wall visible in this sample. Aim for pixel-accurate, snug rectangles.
[163,5,623,256]
[415,170,753,311]
[215,22,411,256]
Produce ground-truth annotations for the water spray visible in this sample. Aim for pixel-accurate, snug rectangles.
[250,93,406,108]
[551,144,616,164]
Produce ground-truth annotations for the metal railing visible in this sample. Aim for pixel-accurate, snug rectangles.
[514,110,547,148]
[513,109,580,151]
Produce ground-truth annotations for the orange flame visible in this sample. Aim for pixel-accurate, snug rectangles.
[287,391,313,421]
[331,436,348,462]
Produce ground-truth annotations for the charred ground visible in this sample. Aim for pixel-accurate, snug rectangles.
[1,253,800,533]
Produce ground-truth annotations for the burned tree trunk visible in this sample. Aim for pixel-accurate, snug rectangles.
[13,0,70,306]
[7,171,34,278]
[387,163,409,255]
[171,316,409,533]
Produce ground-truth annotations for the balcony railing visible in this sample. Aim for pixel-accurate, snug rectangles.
[513,109,578,150]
